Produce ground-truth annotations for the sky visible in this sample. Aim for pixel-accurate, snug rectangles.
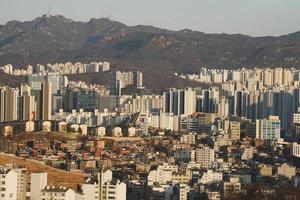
[1,0,300,37]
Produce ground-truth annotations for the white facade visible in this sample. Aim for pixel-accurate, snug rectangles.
[178,184,189,200]
[256,116,281,143]
[0,169,18,200]
[79,124,88,136]
[242,148,253,160]
[42,121,51,132]
[101,62,110,72]
[82,184,98,200]
[293,113,300,124]
[199,170,223,185]
[113,127,122,137]
[180,134,196,144]
[147,163,178,185]
[30,172,47,200]
[12,168,27,200]
[25,121,35,132]
[196,147,215,168]
[82,170,126,200]
[97,127,106,137]
[128,127,136,137]
[292,143,300,157]
[40,187,80,200]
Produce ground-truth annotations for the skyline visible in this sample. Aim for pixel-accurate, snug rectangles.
[1,0,300,37]
[2,1,300,199]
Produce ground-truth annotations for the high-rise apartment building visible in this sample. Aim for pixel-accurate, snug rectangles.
[0,87,19,122]
[42,82,52,120]
[0,168,18,200]
[163,88,196,115]
[12,168,27,200]
[223,120,240,140]
[273,68,283,86]
[256,115,281,143]
[199,88,219,113]
[30,172,47,200]
[82,170,126,200]
[263,69,273,86]
[109,71,143,96]
[234,90,248,117]
[72,89,98,112]
[19,86,36,121]
[101,61,110,72]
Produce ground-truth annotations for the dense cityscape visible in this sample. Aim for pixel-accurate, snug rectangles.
[1,1,300,199]
[1,62,300,199]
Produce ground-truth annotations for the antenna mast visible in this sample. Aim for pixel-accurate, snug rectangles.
[48,6,51,16]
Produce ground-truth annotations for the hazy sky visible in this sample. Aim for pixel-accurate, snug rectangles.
[1,0,300,36]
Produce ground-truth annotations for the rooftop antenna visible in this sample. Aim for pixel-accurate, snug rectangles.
[103,13,112,20]
[47,6,51,16]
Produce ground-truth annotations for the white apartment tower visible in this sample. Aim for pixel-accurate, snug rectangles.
[0,168,18,200]
[30,172,47,200]
[12,168,27,200]
[82,170,126,200]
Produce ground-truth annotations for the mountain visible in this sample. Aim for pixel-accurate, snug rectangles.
[1,15,300,90]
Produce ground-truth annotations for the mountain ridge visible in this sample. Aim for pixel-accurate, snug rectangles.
[1,15,300,90]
